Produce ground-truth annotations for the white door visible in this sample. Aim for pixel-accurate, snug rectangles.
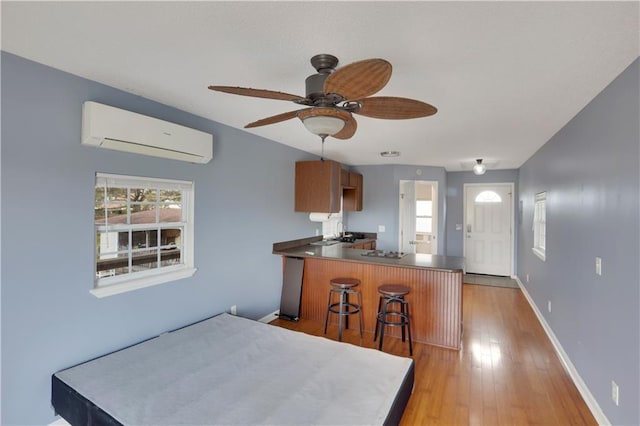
[464,183,513,276]
[399,180,438,254]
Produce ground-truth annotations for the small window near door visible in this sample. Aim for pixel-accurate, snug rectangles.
[533,192,546,261]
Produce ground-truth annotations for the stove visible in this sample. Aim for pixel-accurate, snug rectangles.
[337,236,356,243]
[361,250,407,259]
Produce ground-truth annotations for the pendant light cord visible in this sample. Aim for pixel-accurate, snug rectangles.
[320,135,326,161]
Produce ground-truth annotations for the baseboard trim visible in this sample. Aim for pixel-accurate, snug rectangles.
[258,310,280,324]
[515,276,609,426]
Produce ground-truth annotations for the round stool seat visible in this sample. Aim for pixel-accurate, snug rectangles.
[330,277,361,289]
[378,284,409,297]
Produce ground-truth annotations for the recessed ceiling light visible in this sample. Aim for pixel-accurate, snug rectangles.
[380,151,400,157]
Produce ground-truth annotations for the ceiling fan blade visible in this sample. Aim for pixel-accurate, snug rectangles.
[332,113,357,140]
[245,109,307,128]
[356,96,437,119]
[208,86,305,102]
[323,59,392,100]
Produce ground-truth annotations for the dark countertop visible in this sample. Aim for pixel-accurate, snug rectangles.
[273,237,465,273]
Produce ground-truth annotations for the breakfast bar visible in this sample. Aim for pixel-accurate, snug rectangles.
[273,237,464,350]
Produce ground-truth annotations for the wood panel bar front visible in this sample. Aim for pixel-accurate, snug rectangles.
[300,257,462,350]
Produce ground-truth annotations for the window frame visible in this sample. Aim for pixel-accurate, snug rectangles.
[532,191,546,261]
[91,173,196,298]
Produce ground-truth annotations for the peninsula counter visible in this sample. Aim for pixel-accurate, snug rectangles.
[273,237,464,350]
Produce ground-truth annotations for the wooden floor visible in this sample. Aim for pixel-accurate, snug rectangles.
[270,283,597,426]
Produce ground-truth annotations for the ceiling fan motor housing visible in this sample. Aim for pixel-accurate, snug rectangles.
[305,54,343,105]
[305,73,330,102]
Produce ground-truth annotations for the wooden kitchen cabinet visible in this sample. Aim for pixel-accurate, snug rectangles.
[343,172,363,211]
[350,240,376,250]
[340,169,350,188]
[295,160,341,212]
[340,170,361,188]
[295,160,363,212]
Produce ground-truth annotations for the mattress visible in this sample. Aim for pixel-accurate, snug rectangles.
[52,313,414,425]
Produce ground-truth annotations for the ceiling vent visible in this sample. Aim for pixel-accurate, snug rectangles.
[81,101,213,163]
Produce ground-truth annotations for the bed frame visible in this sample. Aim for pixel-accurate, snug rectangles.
[52,313,414,425]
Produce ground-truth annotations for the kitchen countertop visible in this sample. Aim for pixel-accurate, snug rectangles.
[273,237,464,273]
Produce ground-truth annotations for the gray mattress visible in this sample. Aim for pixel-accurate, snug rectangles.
[52,313,414,425]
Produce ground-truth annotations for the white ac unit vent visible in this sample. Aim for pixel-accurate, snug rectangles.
[81,101,213,163]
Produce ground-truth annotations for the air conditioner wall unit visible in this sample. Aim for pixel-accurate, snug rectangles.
[81,101,213,163]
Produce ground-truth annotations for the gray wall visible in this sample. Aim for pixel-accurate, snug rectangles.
[347,164,447,254]
[0,52,317,425]
[517,58,639,425]
[445,169,519,262]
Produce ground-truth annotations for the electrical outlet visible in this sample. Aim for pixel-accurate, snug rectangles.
[611,380,619,406]
[378,225,385,232]
[526,274,530,283]
[315,228,320,236]
[596,257,602,276]
[230,305,237,315]
[547,300,552,313]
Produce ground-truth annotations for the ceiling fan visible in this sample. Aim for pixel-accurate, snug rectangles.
[208,54,437,141]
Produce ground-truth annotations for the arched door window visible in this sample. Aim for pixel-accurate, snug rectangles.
[475,190,502,203]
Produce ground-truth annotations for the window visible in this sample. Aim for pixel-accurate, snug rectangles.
[92,173,196,297]
[475,190,502,203]
[416,200,433,233]
[533,192,546,261]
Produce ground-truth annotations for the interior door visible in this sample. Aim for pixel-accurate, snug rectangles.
[399,180,438,254]
[464,183,513,276]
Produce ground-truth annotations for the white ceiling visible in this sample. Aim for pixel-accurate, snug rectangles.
[2,1,638,171]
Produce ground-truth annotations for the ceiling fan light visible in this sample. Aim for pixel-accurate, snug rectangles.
[302,115,346,136]
[473,159,486,175]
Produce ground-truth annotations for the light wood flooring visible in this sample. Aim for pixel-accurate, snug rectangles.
[270,283,597,426]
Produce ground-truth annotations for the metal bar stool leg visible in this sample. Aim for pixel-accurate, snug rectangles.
[405,300,413,356]
[344,291,350,331]
[338,290,345,341]
[356,290,363,339]
[373,295,382,342]
[324,289,334,334]
[378,298,391,351]
[400,297,406,342]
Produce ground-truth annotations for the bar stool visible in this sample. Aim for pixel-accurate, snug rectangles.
[374,284,413,355]
[324,277,363,342]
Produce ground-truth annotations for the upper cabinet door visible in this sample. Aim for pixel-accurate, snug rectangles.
[343,172,363,211]
[295,160,341,213]
[340,169,350,188]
